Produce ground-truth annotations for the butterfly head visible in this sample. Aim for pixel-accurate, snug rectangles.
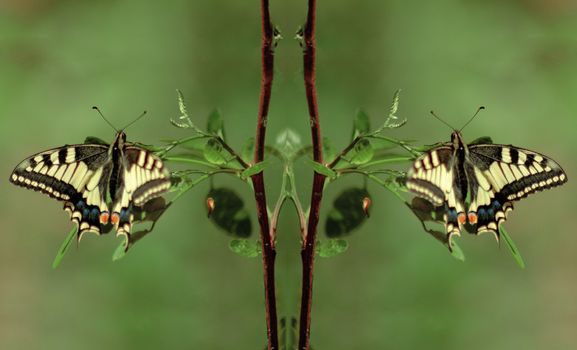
[451,131,466,151]
[113,131,127,150]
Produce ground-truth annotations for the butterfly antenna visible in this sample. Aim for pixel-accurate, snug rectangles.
[459,106,485,132]
[429,110,457,131]
[92,106,118,132]
[121,110,148,131]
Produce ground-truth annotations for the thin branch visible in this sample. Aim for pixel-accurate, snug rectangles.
[327,136,362,168]
[252,1,279,349]
[214,135,250,169]
[299,1,324,349]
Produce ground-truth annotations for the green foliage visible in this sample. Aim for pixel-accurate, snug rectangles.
[352,109,371,139]
[469,136,493,145]
[499,225,525,269]
[406,197,465,261]
[348,139,374,165]
[207,109,225,139]
[276,128,302,157]
[379,89,406,130]
[112,242,127,261]
[241,160,271,179]
[241,137,256,163]
[52,226,78,269]
[84,136,108,145]
[207,188,252,238]
[317,239,349,257]
[203,139,230,165]
[309,160,337,178]
[322,137,336,164]
[449,240,465,261]
[229,239,260,258]
[325,187,370,238]
[171,90,203,134]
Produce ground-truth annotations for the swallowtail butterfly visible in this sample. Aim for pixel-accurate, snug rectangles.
[406,130,567,248]
[9,130,171,248]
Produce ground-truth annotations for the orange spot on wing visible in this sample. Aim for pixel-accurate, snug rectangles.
[100,212,110,224]
[111,213,120,225]
[468,212,478,224]
[457,213,466,225]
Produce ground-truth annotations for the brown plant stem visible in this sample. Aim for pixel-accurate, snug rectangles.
[299,1,325,349]
[251,1,278,349]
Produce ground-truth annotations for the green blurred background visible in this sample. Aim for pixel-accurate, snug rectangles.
[1,0,576,349]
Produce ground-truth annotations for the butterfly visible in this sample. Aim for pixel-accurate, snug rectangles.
[9,125,171,249]
[406,126,567,249]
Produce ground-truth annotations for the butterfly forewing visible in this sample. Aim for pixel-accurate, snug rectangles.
[10,145,108,201]
[469,144,567,202]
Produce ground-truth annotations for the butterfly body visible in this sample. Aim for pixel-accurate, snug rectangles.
[407,131,567,247]
[10,131,171,248]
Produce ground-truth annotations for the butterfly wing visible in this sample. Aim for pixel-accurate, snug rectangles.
[110,147,171,247]
[466,144,567,238]
[406,146,467,245]
[10,144,113,237]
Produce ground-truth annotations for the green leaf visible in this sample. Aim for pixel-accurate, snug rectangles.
[174,137,209,152]
[276,128,302,155]
[349,139,374,165]
[177,89,188,117]
[208,188,252,238]
[207,109,225,139]
[112,242,127,261]
[389,89,401,117]
[84,136,108,145]
[309,160,337,178]
[325,188,370,237]
[241,137,255,164]
[381,89,406,129]
[500,225,525,269]
[203,139,228,165]
[229,239,260,258]
[352,109,371,139]
[241,160,270,178]
[52,226,77,269]
[322,137,336,164]
[469,136,493,145]
[171,90,202,132]
[449,240,465,262]
[358,154,413,168]
[317,239,349,257]
[370,137,400,152]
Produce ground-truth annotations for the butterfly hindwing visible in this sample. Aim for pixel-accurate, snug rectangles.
[406,146,468,242]
[406,146,454,207]
[111,147,171,246]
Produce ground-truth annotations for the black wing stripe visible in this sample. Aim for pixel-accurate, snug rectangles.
[10,169,77,201]
[509,148,519,164]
